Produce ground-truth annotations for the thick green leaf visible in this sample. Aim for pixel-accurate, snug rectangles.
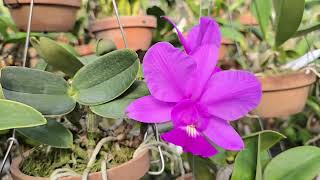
[188,154,215,180]
[231,137,258,180]
[244,130,286,151]
[71,49,139,105]
[252,0,271,39]
[18,118,73,148]
[0,99,46,131]
[34,37,84,77]
[264,146,320,180]
[90,81,149,118]
[96,39,116,56]
[1,67,76,116]
[232,130,285,180]
[79,54,99,65]
[274,0,305,47]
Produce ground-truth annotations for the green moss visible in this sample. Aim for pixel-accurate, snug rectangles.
[21,144,135,177]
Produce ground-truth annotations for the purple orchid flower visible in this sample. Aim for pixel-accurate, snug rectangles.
[126,17,262,157]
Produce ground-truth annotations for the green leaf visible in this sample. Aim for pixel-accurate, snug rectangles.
[96,39,116,56]
[231,136,258,180]
[119,0,131,15]
[33,58,48,71]
[232,130,286,180]
[294,23,320,37]
[264,146,320,180]
[33,37,84,77]
[131,0,141,15]
[79,54,99,65]
[1,67,76,116]
[0,84,5,99]
[274,0,305,47]
[18,118,73,148]
[71,49,139,105]
[220,27,247,49]
[252,0,271,39]
[244,130,286,151]
[90,80,149,118]
[255,135,263,180]
[0,99,46,131]
[188,154,215,180]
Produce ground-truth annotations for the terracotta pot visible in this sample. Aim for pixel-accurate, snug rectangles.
[3,0,81,32]
[75,44,95,57]
[239,12,258,26]
[91,16,157,51]
[11,150,150,180]
[253,71,317,118]
[219,37,234,61]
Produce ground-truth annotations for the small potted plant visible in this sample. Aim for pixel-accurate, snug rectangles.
[1,37,154,179]
[90,0,157,51]
[3,0,81,32]
[248,0,320,118]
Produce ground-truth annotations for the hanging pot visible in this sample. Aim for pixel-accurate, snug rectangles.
[253,71,317,118]
[3,0,81,32]
[239,12,258,26]
[90,16,157,51]
[10,150,150,180]
[219,37,234,61]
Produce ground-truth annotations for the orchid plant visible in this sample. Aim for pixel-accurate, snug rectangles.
[0,37,153,177]
[243,0,320,73]
[127,16,262,157]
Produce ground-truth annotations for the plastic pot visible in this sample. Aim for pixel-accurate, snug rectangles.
[11,150,150,180]
[90,16,157,51]
[253,71,317,118]
[3,0,81,32]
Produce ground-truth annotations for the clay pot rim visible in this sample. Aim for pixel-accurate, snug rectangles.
[75,44,95,56]
[257,71,317,92]
[239,12,259,26]
[4,0,81,8]
[11,149,149,179]
[91,15,157,33]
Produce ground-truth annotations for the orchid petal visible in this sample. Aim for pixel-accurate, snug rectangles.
[143,42,196,102]
[127,96,175,123]
[187,17,221,53]
[200,70,262,121]
[161,127,218,157]
[204,117,244,151]
[190,45,220,99]
[163,16,191,53]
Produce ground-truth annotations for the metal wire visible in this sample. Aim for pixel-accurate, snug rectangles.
[146,124,165,175]
[0,130,17,173]
[111,0,128,48]
[22,0,34,67]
